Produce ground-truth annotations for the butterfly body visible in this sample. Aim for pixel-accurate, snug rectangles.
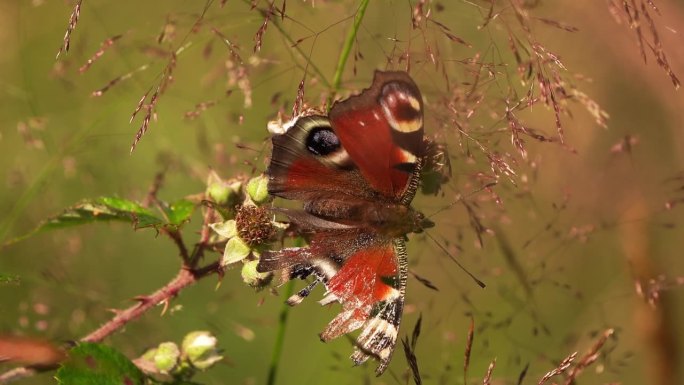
[258,71,429,374]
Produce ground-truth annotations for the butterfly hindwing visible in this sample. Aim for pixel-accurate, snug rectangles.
[319,238,408,375]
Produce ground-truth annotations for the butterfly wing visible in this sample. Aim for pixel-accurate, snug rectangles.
[260,232,406,375]
[319,238,408,375]
[267,115,376,203]
[329,70,425,201]
[262,71,426,375]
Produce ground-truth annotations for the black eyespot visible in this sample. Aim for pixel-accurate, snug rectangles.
[306,127,340,156]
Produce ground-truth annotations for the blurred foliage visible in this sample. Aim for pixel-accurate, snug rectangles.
[1,1,684,384]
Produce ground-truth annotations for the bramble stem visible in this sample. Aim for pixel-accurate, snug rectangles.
[81,264,212,343]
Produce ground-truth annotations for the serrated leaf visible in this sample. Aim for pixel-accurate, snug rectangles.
[163,199,195,225]
[97,197,162,228]
[4,198,164,247]
[56,342,145,385]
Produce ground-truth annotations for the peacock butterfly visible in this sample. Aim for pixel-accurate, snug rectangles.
[258,70,433,375]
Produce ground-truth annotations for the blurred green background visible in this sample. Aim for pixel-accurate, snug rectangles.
[1,1,683,384]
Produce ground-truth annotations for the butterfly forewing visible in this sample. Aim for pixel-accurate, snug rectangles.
[329,71,425,201]
[267,116,375,202]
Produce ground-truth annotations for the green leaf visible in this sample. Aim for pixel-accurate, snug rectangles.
[163,199,195,226]
[4,197,164,247]
[96,197,162,228]
[56,342,145,385]
[0,273,20,285]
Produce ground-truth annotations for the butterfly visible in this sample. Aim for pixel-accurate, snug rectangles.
[258,70,433,375]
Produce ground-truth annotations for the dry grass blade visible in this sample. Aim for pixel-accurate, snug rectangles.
[130,90,159,153]
[402,336,421,385]
[462,200,488,248]
[534,17,579,32]
[409,270,439,291]
[517,362,530,385]
[571,88,610,128]
[463,316,474,385]
[130,89,152,123]
[537,352,577,385]
[479,1,496,29]
[483,359,496,385]
[640,2,681,88]
[212,28,243,64]
[129,42,188,152]
[92,64,150,97]
[292,77,305,116]
[184,100,218,120]
[563,329,614,384]
[616,0,679,88]
[411,0,427,28]
[495,228,533,299]
[254,2,276,52]
[79,35,122,73]
[486,152,517,184]
[624,0,647,63]
[56,0,83,59]
[428,19,471,47]
[411,314,422,350]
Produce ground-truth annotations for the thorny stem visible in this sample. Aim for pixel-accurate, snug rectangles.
[266,280,296,385]
[0,263,220,384]
[0,207,220,384]
[190,206,217,267]
[81,264,214,343]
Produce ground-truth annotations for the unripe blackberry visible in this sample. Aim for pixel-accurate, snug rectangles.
[235,205,273,245]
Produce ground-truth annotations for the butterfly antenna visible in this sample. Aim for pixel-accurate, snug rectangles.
[424,231,486,289]
[427,182,497,219]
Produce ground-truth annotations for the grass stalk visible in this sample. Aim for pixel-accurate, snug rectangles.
[330,0,370,98]
[265,280,296,385]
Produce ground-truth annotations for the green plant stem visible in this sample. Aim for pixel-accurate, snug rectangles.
[266,280,295,385]
[329,0,370,102]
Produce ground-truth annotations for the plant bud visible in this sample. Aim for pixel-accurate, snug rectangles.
[246,175,270,205]
[153,342,180,373]
[181,331,223,370]
[241,259,272,289]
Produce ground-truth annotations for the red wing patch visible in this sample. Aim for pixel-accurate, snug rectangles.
[319,243,400,342]
[327,244,398,306]
[319,241,407,375]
